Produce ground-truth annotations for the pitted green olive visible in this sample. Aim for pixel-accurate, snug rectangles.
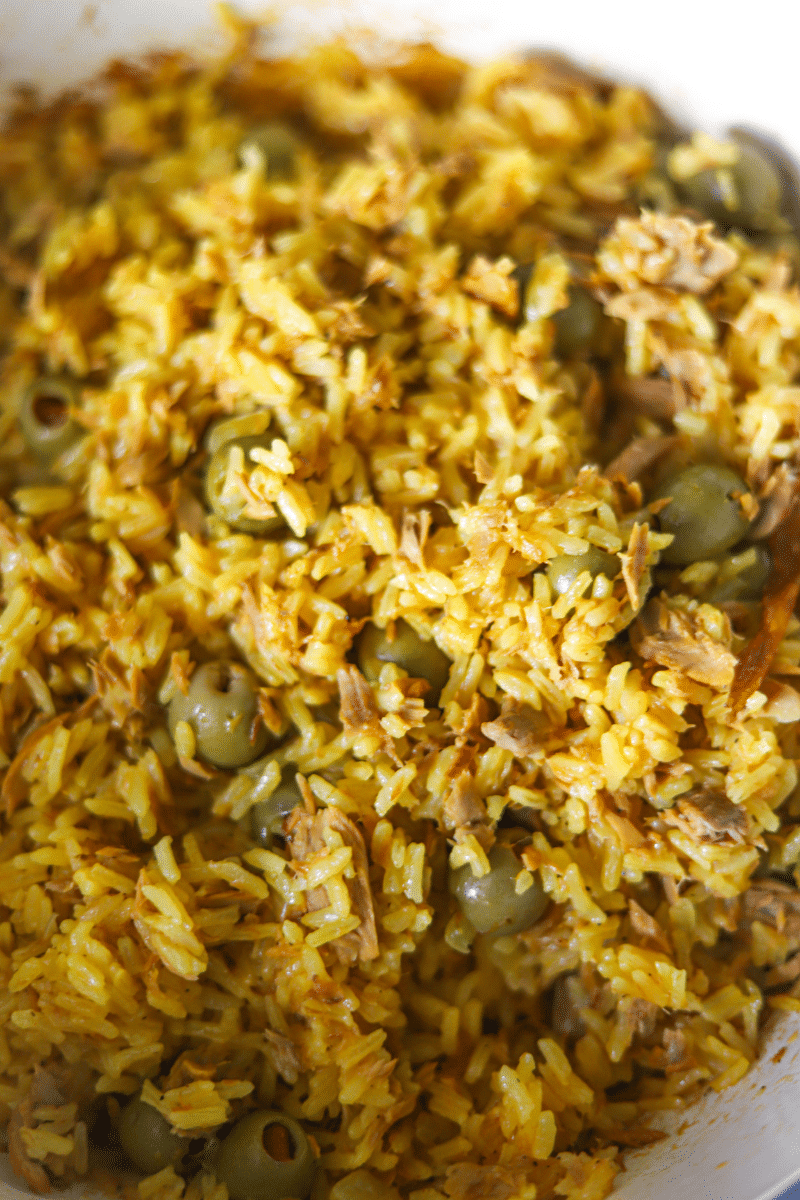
[168,660,269,769]
[118,1095,186,1176]
[250,765,303,848]
[552,286,602,358]
[357,619,451,705]
[449,843,548,937]
[707,543,772,603]
[204,435,286,535]
[679,143,782,232]
[546,547,620,596]
[241,122,298,179]
[213,1110,316,1200]
[19,377,82,463]
[651,464,753,565]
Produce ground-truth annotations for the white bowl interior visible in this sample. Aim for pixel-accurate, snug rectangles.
[1,2,799,1198]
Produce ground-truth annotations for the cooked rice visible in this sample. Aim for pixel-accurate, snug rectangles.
[2,17,800,1200]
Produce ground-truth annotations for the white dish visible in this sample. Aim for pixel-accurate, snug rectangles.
[1,3,799,1198]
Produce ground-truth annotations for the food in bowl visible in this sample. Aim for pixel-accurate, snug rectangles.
[1,18,800,1199]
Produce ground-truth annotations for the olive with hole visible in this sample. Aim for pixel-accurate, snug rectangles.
[651,464,753,565]
[213,1109,316,1200]
[357,620,451,704]
[449,842,548,937]
[117,1095,186,1176]
[547,547,620,596]
[168,660,269,770]
[205,435,286,535]
[707,543,772,603]
[19,377,82,464]
[551,286,602,358]
[679,143,782,232]
[241,122,299,179]
[250,766,303,848]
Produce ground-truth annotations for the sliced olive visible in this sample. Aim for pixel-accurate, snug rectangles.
[205,435,285,535]
[449,843,548,937]
[250,765,303,848]
[168,660,269,770]
[707,543,772,603]
[241,122,298,179]
[19,377,82,463]
[213,1110,316,1200]
[546,547,620,596]
[679,143,782,232]
[551,285,602,358]
[357,619,451,705]
[117,1095,185,1176]
[651,464,752,565]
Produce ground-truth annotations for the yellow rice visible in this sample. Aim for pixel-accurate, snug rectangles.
[1,14,800,1200]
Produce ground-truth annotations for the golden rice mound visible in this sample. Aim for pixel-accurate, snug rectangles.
[2,21,800,1200]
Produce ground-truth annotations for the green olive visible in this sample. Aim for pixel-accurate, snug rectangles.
[679,144,782,232]
[117,1095,186,1176]
[205,435,286,536]
[449,843,548,937]
[213,1110,316,1200]
[547,547,620,596]
[241,122,298,180]
[357,619,451,705]
[635,145,679,213]
[168,660,269,770]
[651,464,753,565]
[250,765,303,848]
[512,262,533,323]
[552,286,602,358]
[19,377,82,463]
[707,543,772,603]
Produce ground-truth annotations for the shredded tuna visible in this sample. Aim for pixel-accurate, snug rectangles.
[399,509,432,567]
[730,496,800,713]
[287,806,379,963]
[444,1160,535,1200]
[619,996,659,1038]
[481,698,547,758]
[461,254,520,318]
[652,343,716,401]
[620,521,650,612]
[603,435,679,484]
[764,954,800,989]
[741,881,800,939]
[631,597,737,688]
[662,1028,695,1074]
[263,1030,302,1083]
[3,699,98,816]
[750,464,799,540]
[337,665,381,735]
[628,898,670,951]
[612,374,686,420]
[664,789,749,845]
[7,1068,78,1195]
[327,298,376,342]
[599,211,739,294]
[443,771,494,851]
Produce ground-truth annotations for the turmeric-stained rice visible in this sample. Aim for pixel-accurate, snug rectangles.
[2,24,800,1200]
